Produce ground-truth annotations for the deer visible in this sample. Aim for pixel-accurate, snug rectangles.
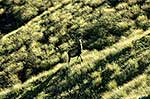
[67,38,83,64]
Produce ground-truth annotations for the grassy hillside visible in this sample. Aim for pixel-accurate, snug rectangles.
[0,0,150,99]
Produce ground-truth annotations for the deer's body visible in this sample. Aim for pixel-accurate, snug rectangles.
[67,39,83,63]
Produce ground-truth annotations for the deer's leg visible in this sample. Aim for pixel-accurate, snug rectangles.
[77,55,83,62]
[67,54,70,64]
[80,55,83,62]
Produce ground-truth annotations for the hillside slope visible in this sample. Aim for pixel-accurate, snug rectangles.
[0,0,150,99]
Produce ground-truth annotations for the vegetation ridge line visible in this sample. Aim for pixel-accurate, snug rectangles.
[102,74,148,99]
[0,63,65,96]
[0,1,69,41]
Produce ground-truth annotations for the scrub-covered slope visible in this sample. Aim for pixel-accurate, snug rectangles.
[0,0,150,99]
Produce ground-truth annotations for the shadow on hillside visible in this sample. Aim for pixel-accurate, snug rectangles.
[0,0,45,36]
[78,24,120,51]
[0,2,24,35]
[139,95,150,99]
[18,66,65,99]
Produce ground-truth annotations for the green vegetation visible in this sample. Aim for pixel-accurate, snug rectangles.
[0,0,150,99]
